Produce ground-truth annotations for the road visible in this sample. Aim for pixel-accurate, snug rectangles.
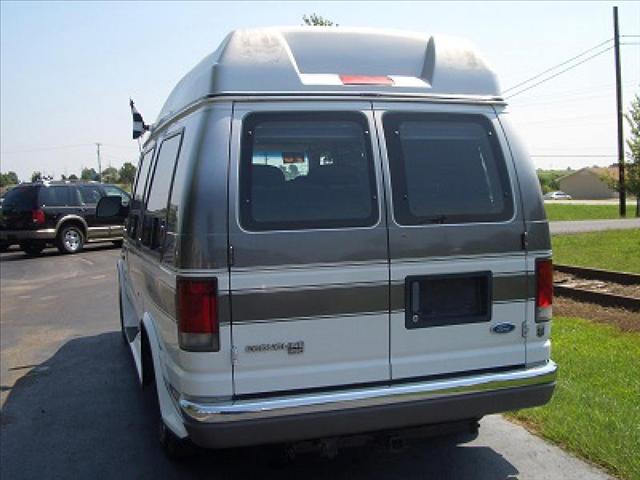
[0,246,612,479]
[550,218,640,234]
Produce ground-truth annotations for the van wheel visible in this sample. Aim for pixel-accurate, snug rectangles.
[112,240,123,248]
[56,225,84,254]
[20,241,45,256]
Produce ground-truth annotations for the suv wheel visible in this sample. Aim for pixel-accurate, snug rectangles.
[20,241,45,256]
[57,225,84,254]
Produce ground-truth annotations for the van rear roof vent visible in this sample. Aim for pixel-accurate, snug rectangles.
[157,27,501,124]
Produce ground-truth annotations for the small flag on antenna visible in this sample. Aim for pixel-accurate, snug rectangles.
[130,99,149,139]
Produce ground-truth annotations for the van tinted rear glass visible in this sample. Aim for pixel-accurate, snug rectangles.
[239,112,378,231]
[383,113,513,225]
[2,186,38,210]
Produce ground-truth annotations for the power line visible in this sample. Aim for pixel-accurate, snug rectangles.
[503,38,613,93]
[505,47,613,99]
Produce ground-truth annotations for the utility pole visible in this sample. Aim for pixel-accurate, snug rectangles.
[95,142,102,183]
[613,6,626,216]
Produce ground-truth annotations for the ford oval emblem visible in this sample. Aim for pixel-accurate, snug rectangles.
[492,322,516,334]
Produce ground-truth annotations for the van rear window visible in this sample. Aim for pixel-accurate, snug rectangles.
[239,112,378,231]
[383,113,513,225]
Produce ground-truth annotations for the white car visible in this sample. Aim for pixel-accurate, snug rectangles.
[544,191,572,200]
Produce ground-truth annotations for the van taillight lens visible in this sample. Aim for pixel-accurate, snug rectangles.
[177,277,219,352]
[32,209,45,225]
[536,259,553,322]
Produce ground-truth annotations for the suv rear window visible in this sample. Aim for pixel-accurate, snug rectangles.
[239,112,378,231]
[383,113,513,225]
[2,186,38,210]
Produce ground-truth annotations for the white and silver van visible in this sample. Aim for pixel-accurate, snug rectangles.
[98,27,557,456]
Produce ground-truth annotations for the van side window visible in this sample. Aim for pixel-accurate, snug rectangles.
[383,113,514,225]
[239,112,378,231]
[128,148,155,240]
[141,133,183,250]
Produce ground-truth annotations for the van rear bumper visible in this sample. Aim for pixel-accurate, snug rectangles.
[180,361,557,448]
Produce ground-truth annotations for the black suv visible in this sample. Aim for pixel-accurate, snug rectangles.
[0,182,130,255]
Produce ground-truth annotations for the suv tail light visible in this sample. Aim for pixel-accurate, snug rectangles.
[32,209,45,225]
[535,259,553,322]
[177,277,219,352]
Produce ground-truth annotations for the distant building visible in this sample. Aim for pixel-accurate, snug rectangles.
[557,167,618,200]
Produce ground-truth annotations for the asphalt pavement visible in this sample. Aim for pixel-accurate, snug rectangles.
[550,218,640,234]
[0,245,612,479]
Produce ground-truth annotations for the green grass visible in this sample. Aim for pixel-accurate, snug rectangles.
[508,317,640,479]
[552,229,640,273]
[544,203,622,221]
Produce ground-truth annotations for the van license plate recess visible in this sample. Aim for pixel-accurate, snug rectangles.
[405,272,492,329]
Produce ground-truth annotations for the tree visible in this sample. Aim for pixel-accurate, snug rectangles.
[603,94,640,217]
[81,167,98,181]
[68,173,78,180]
[101,166,119,184]
[302,13,337,26]
[119,162,137,187]
[31,171,42,182]
[625,94,640,217]
[0,171,19,187]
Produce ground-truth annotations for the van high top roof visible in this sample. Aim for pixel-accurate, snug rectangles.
[158,27,502,124]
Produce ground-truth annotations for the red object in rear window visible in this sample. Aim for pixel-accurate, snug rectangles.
[339,75,394,86]
[177,278,218,334]
[31,209,45,225]
[536,259,553,308]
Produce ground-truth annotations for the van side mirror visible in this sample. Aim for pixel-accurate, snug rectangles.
[96,195,129,218]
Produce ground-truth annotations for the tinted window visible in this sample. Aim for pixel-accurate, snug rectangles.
[240,112,378,231]
[39,186,81,207]
[146,134,182,214]
[128,149,154,240]
[2,186,38,210]
[383,113,513,225]
[133,149,155,202]
[141,133,183,249]
[103,185,130,204]
[79,185,103,204]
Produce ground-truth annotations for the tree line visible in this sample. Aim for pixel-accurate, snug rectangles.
[1,162,137,188]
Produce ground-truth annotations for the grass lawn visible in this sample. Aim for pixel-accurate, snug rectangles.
[508,317,640,480]
[552,229,640,273]
[544,203,622,221]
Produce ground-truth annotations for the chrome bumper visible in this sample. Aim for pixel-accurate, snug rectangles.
[0,229,55,241]
[180,361,557,424]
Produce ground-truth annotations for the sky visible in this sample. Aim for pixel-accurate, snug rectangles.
[1,1,639,181]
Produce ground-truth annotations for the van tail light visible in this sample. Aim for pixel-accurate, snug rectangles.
[535,259,553,322]
[177,277,219,352]
[32,209,45,225]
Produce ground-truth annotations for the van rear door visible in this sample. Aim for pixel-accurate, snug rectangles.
[228,102,390,396]
[373,103,528,380]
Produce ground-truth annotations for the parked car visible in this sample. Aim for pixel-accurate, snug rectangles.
[98,27,557,458]
[543,191,572,200]
[0,181,129,255]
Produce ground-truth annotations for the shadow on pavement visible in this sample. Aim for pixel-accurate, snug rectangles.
[0,243,119,262]
[0,332,520,479]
